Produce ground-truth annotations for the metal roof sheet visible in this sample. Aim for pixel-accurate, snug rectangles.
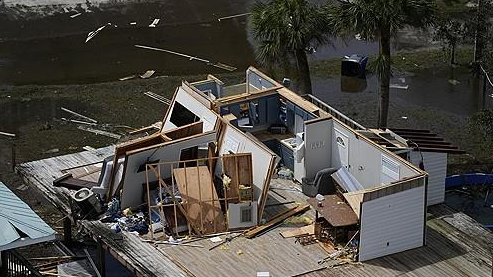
[331,167,364,192]
[0,181,55,251]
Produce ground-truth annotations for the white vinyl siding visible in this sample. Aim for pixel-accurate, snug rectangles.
[410,151,447,205]
[359,185,426,261]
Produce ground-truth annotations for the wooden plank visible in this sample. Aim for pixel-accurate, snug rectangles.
[280,224,314,238]
[245,204,310,238]
[173,166,226,234]
[163,121,203,140]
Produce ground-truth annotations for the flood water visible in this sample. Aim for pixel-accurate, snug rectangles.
[0,0,429,85]
[313,66,493,117]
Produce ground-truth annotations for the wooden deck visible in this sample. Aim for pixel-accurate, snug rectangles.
[16,148,493,277]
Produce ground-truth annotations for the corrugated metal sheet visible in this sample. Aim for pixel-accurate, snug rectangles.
[410,151,447,205]
[359,185,425,261]
[0,181,55,251]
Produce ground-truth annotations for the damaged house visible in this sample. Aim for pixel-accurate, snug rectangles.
[90,67,428,261]
[17,67,491,277]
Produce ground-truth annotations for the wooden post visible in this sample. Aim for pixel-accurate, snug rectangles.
[1,250,8,276]
[63,217,72,246]
[145,165,153,238]
[11,139,15,172]
[0,132,16,172]
[96,237,106,277]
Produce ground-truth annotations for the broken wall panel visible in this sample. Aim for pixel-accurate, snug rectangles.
[162,84,218,133]
[120,131,218,209]
[358,180,426,261]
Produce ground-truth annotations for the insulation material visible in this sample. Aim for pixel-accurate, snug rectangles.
[216,124,277,208]
[163,85,218,132]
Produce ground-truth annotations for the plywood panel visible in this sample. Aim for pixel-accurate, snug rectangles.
[173,166,226,234]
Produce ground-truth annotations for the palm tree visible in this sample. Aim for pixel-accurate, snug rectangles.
[325,0,435,128]
[251,0,327,95]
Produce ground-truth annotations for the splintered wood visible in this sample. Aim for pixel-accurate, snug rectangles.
[173,166,226,234]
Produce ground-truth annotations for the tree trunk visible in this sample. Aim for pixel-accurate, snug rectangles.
[450,43,456,65]
[474,0,485,68]
[295,48,312,95]
[378,29,391,129]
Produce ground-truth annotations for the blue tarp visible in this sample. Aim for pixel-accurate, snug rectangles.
[445,173,493,189]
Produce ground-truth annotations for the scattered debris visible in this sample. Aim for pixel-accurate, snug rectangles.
[149,18,160,27]
[44,148,60,154]
[16,184,29,191]
[61,107,97,124]
[82,146,96,151]
[62,118,98,126]
[257,272,270,277]
[0,131,16,138]
[144,91,171,105]
[135,44,237,71]
[217,12,252,21]
[209,232,245,251]
[77,126,122,139]
[389,84,409,90]
[140,70,156,79]
[244,204,310,238]
[119,75,137,81]
[278,168,293,179]
[236,249,243,255]
[280,223,314,238]
[401,116,408,120]
[130,22,137,25]
[448,79,461,85]
[70,12,82,18]
[354,34,362,40]
[156,241,204,248]
[209,236,223,243]
[284,215,312,225]
[85,24,109,43]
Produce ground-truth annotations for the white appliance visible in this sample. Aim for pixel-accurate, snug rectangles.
[293,132,306,183]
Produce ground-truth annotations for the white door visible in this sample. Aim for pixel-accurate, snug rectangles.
[334,129,349,169]
[381,155,400,184]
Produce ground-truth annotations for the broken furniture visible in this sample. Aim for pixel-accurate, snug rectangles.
[302,168,337,197]
[307,195,358,245]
